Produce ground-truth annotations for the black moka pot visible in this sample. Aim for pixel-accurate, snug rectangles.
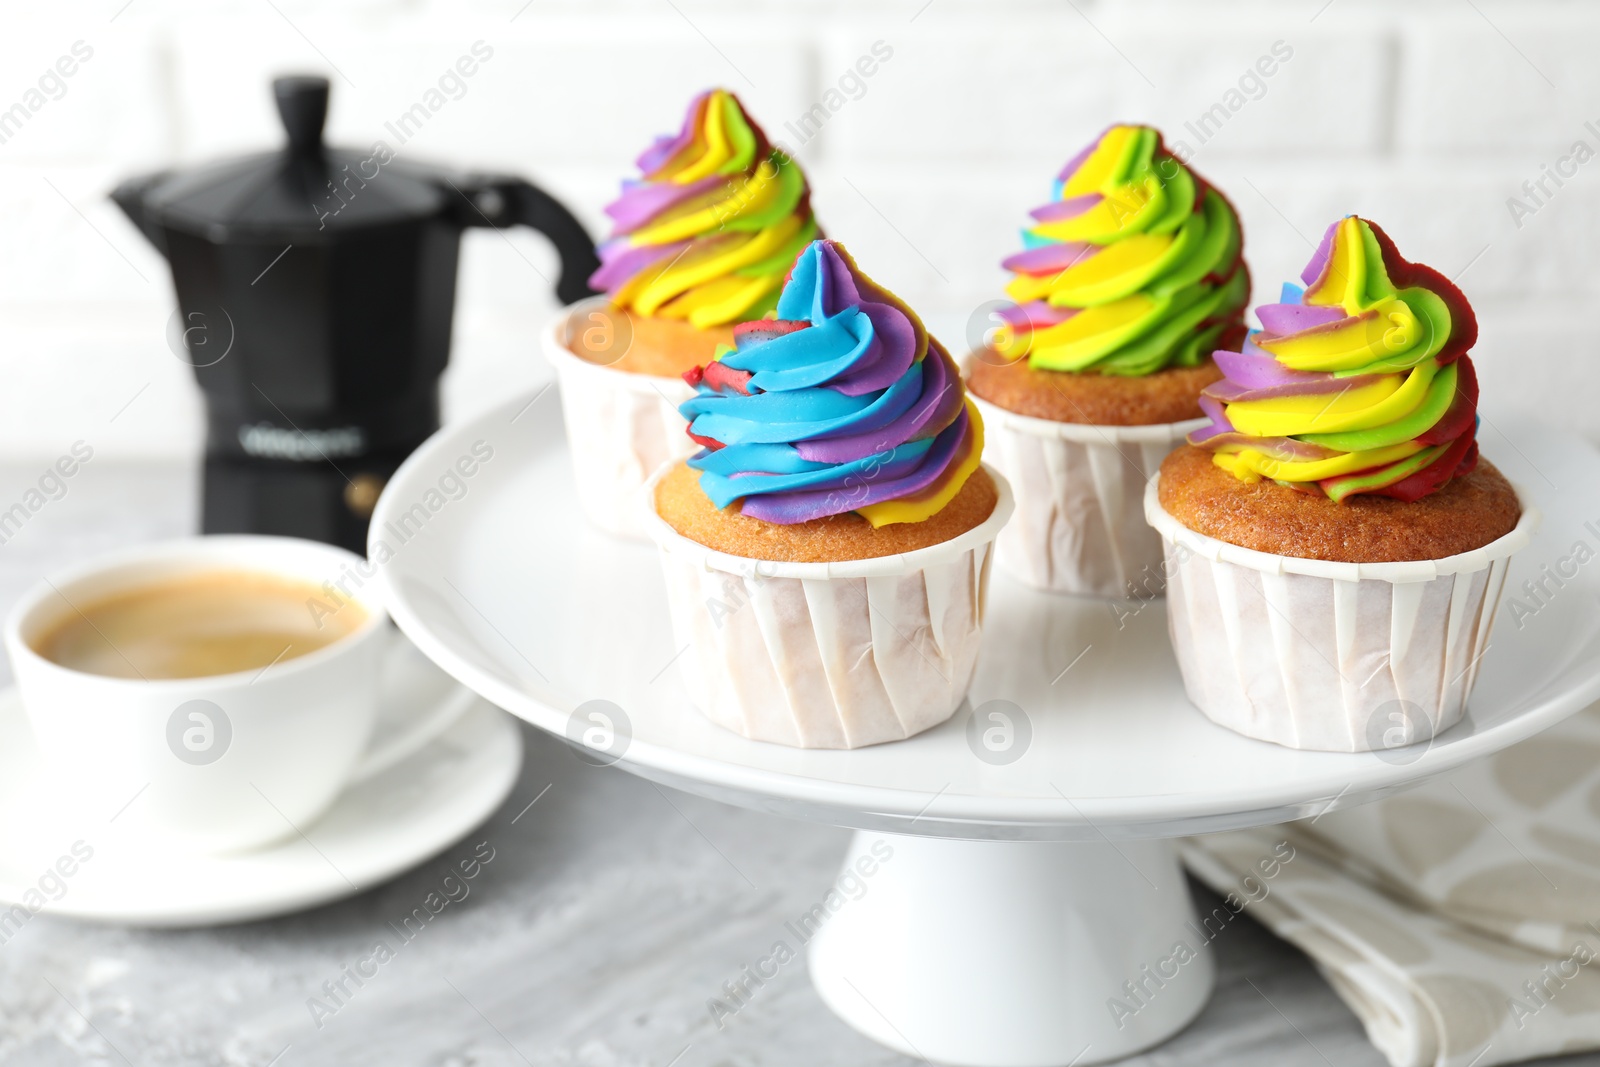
[113,75,599,553]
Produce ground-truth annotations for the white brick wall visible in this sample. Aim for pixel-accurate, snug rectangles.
[3,0,1598,460]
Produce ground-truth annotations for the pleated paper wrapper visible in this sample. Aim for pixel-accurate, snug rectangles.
[643,464,1015,749]
[972,392,1198,598]
[1144,474,1539,752]
[543,299,694,540]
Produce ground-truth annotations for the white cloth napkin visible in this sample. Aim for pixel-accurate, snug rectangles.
[1182,701,1600,1067]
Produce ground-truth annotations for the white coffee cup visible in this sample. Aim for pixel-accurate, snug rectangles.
[5,535,460,855]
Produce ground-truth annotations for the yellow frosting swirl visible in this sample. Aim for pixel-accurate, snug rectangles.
[590,89,820,328]
[992,124,1249,375]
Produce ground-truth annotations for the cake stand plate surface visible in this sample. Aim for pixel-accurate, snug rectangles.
[373,389,1600,1067]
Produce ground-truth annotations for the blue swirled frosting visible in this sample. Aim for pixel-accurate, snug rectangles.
[678,239,982,526]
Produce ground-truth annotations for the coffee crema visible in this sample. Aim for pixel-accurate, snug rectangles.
[32,570,366,680]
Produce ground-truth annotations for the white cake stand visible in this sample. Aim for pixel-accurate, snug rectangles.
[372,389,1600,1067]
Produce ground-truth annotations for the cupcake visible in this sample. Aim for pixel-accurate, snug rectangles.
[644,239,1013,749]
[967,124,1249,597]
[543,88,820,537]
[1147,215,1538,752]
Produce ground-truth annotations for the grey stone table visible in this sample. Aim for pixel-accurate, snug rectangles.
[0,460,1580,1067]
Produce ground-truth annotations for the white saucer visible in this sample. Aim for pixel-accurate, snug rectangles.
[0,636,523,926]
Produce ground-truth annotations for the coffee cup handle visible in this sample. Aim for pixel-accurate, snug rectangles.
[347,631,477,784]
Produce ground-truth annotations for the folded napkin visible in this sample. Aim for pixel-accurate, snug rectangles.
[1182,701,1600,1067]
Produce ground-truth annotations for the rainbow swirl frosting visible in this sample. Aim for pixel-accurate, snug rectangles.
[1190,216,1481,503]
[679,240,983,527]
[992,124,1250,375]
[589,89,820,329]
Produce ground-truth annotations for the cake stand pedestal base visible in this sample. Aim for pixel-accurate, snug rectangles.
[808,832,1213,1067]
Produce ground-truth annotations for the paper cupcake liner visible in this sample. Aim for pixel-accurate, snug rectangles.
[971,392,1199,598]
[542,298,695,540]
[1144,473,1540,752]
[643,463,1015,749]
